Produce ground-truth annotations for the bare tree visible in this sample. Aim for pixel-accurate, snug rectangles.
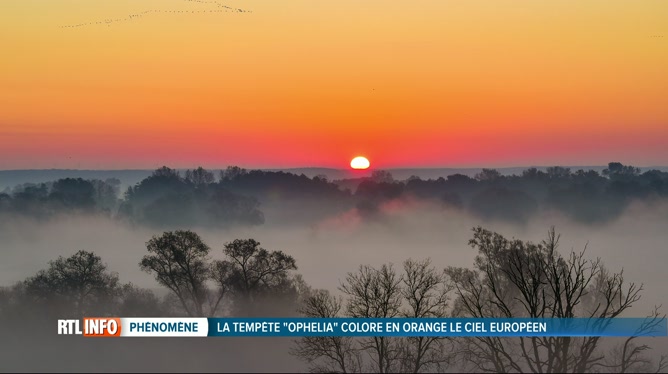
[293,261,455,373]
[292,290,363,373]
[399,259,453,373]
[340,264,403,373]
[446,226,665,373]
[600,306,668,373]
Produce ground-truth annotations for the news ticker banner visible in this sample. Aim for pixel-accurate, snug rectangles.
[58,317,667,338]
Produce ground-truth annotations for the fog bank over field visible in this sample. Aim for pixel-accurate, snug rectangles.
[2,198,667,313]
[2,187,668,372]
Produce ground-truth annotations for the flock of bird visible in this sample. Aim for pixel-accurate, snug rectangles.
[59,0,251,29]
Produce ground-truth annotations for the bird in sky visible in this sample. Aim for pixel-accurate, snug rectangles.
[59,0,251,29]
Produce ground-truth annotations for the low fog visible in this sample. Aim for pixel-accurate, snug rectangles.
[1,165,668,372]
[2,198,668,371]
[3,198,668,309]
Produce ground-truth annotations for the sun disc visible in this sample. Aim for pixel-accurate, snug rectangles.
[350,156,370,170]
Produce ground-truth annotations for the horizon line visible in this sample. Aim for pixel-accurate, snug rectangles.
[1,163,667,172]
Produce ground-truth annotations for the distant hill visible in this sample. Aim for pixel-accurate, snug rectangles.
[2,166,667,191]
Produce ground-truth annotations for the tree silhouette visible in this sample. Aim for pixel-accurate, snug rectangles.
[291,290,363,373]
[603,162,641,179]
[219,238,298,315]
[120,166,264,228]
[546,166,572,180]
[371,170,395,183]
[295,260,453,373]
[49,178,96,211]
[399,259,453,373]
[219,165,248,182]
[23,250,120,316]
[139,230,213,317]
[474,168,502,182]
[185,166,215,186]
[445,226,665,373]
[139,233,301,317]
[151,166,181,179]
[340,264,403,373]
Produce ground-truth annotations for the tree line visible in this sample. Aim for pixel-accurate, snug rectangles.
[355,162,668,224]
[2,162,668,226]
[1,226,665,372]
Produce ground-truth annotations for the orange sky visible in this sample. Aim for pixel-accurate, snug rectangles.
[0,0,666,169]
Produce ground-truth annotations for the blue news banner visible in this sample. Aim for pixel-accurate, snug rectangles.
[68,317,667,337]
[206,318,667,337]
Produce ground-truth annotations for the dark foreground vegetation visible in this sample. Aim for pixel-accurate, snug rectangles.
[1,226,665,373]
[1,162,668,227]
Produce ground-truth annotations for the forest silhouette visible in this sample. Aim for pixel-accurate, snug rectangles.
[1,162,667,227]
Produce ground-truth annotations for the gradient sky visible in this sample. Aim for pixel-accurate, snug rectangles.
[1,0,666,169]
